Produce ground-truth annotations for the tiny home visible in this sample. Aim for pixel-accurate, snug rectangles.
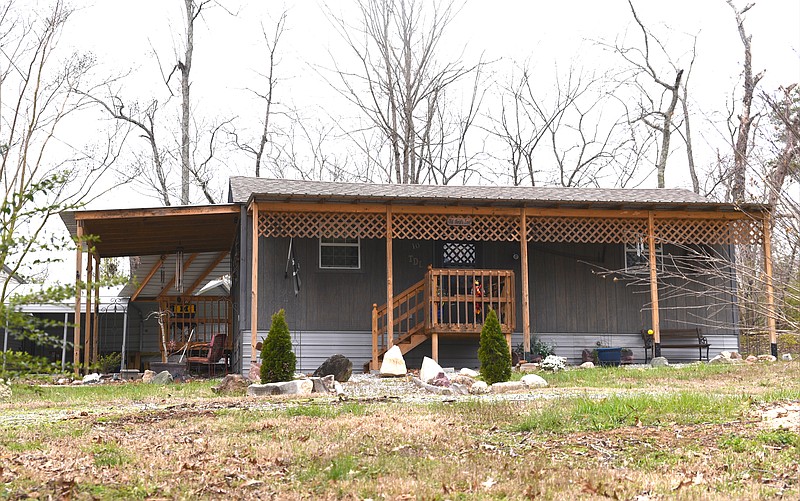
[62,178,776,375]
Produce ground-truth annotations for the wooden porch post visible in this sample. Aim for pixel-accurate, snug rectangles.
[386,206,394,348]
[431,332,439,362]
[73,222,83,376]
[83,250,93,371]
[251,202,260,362]
[763,212,778,357]
[647,212,662,357]
[93,255,101,364]
[371,304,379,370]
[520,209,531,354]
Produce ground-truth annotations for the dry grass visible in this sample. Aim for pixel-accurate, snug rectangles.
[1,362,799,499]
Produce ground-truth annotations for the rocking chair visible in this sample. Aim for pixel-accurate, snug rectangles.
[186,333,228,377]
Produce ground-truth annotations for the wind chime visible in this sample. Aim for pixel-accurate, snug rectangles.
[175,247,184,294]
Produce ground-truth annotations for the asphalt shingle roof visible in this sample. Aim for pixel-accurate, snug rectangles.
[229,177,760,211]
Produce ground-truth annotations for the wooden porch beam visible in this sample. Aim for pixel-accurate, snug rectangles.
[386,206,394,349]
[74,204,239,221]
[763,213,778,357]
[520,209,531,354]
[131,256,166,302]
[251,202,260,362]
[184,251,228,295]
[157,253,199,297]
[73,222,83,376]
[647,212,662,357]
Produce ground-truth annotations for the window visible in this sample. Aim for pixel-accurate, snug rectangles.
[442,242,477,268]
[319,237,360,269]
[625,242,663,272]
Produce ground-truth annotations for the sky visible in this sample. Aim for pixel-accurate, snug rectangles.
[54,0,800,202]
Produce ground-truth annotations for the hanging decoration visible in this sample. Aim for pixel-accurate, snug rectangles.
[175,247,184,293]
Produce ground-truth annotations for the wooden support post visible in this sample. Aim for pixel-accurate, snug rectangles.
[386,206,394,348]
[647,212,662,358]
[73,223,83,376]
[763,213,778,357]
[93,255,101,364]
[84,251,93,371]
[251,202,260,362]
[371,304,379,371]
[519,210,531,354]
[431,332,439,363]
[506,333,512,355]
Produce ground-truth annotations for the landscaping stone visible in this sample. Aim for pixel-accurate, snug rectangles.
[119,369,140,381]
[650,357,669,367]
[429,372,451,387]
[248,361,261,382]
[469,381,489,394]
[82,373,101,384]
[459,368,479,378]
[521,374,548,388]
[746,355,758,364]
[490,381,527,394]
[333,381,345,397]
[380,346,407,376]
[313,354,353,382]
[151,371,174,385]
[310,375,336,394]
[782,354,793,361]
[247,379,313,397]
[579,361,595,369]
[450,383,470,395]
[420,357,445,383]
[0,379,10,401]
[518,363,539,372]
[450,375,476,388]
[213,374,250,394]
[758,355,778,362]
[411,376,453,395]
[141,370,156,383]
[541,355,566,372]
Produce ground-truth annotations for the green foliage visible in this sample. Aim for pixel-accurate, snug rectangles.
[260,309,296,383]
[0,351,65,379]
[478,309,511,384]
[91,352,122,374]
[531,335,555,358]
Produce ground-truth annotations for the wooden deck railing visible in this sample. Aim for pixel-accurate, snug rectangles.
[372,268,516,362]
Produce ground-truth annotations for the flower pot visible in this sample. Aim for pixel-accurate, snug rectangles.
[595,347,622,367]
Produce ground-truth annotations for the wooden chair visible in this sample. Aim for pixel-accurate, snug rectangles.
[186,333,228,377]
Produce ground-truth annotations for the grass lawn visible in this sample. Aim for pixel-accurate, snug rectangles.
[1,362,799,500]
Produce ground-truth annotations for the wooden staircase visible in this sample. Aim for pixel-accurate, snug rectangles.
[370,267,516,371]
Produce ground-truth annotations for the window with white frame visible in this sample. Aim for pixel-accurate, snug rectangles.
[624,242,664,272]
[319,237,361,269]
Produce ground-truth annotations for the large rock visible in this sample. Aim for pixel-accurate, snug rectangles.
[451,375,476,388]
[141,370,156,383]
[247,379,314,397]
[213,374,250,394]
[310,375,336,394]
[459,368,479,378]
[429,372,451,387]
[650,357,669,367]
[151,371,174,385]
[313,354,353,382]
[745,355,758,364]
[710,352,743,365]
[782,353,793,361]
[758,354,777,363]
[521,374,548,388]
[490,381,527,394]
[82,373,101,385]
[518,363,539,373]
[420,357,445,383]
[469,381,489,394]
[410,376,453,395]
[380,346,407,376]
[579,361,595,369]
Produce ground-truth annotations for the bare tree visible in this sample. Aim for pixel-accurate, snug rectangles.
[326,0,477,184]
[727,0,764,202]
[0,0,126,302]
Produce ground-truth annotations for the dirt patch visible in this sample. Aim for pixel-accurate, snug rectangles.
[757,402,800,430]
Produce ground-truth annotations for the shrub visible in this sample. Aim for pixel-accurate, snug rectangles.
[260,309,296,383]
[478,309,512,384]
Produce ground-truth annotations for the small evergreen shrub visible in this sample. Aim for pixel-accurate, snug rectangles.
[260,309,297,383]
[478,309,512,384]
